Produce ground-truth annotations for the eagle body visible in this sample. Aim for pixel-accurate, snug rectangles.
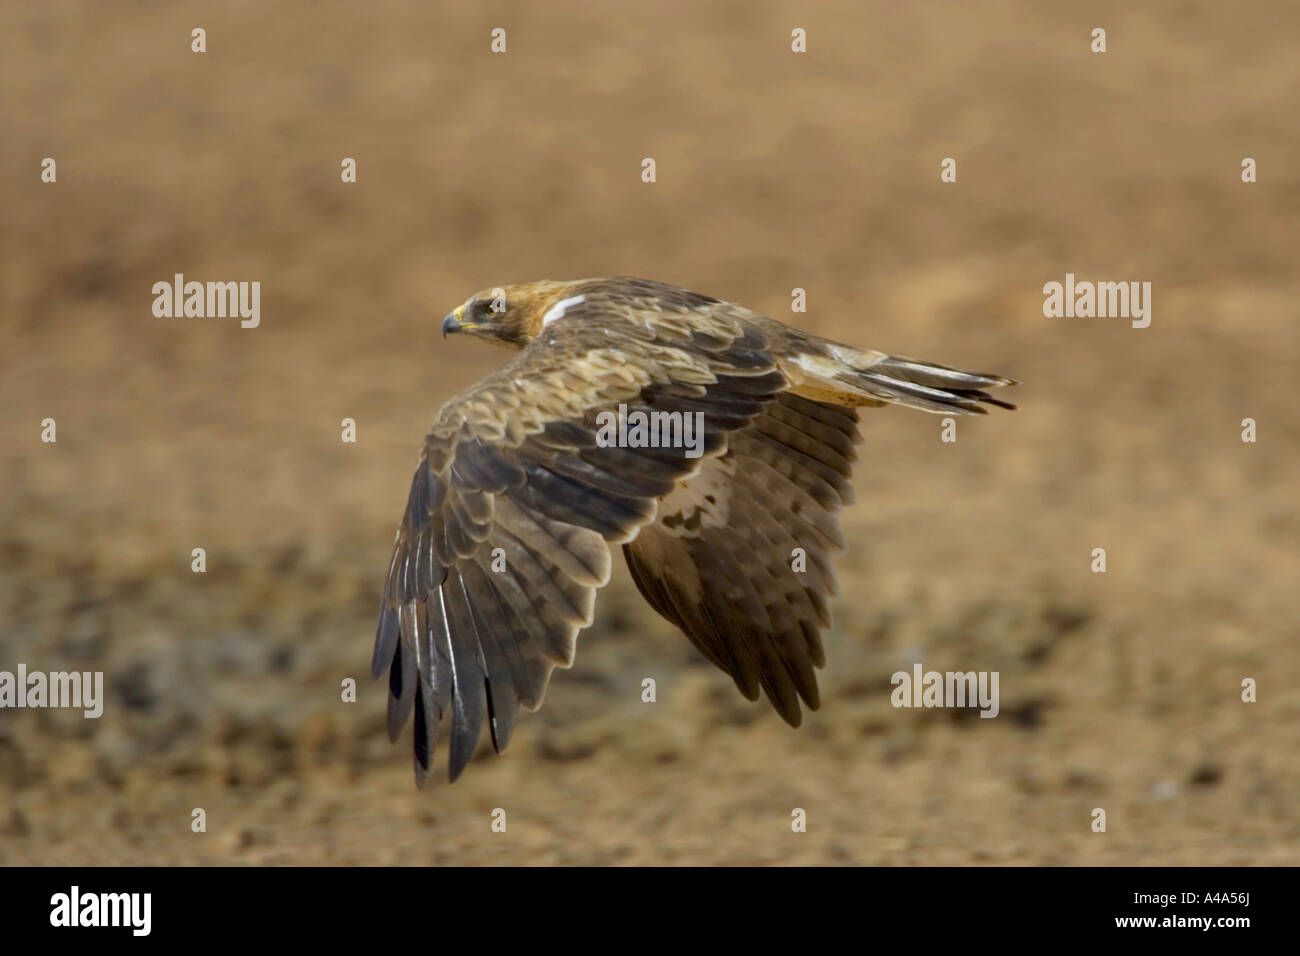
[375,277,1015,784]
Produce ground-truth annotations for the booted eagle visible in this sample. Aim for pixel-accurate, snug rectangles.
[373,277,1015,784]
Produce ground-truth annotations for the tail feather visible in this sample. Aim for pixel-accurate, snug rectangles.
[868,355,1017,392]
[782,340,1018,415]
[853,370,1016,414]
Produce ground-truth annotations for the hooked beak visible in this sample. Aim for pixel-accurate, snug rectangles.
[441,311,462,338]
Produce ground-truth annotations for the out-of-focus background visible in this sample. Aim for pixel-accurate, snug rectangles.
[1,0,1296,865]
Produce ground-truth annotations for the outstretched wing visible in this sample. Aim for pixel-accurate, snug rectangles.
[374,295,786,784]
[622,392,860,725]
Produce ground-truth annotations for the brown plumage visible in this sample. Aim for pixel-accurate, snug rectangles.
[374,277,1016,785]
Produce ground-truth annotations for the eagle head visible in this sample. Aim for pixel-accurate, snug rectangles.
[441,280,574,349]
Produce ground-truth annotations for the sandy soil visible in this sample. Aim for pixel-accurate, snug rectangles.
[1,0,1297,865]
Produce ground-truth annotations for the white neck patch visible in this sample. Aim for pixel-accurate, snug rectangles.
[542,294,586,327]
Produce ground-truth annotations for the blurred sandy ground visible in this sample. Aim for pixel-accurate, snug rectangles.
[0,0,1296,864]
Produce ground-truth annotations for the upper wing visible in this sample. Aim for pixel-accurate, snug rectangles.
[622,392,860,725]
[373,295,786,784]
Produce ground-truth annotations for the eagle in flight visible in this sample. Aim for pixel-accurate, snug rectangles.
[373,277,1016,785]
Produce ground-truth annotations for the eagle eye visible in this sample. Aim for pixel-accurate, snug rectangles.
[472,297,507,322]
